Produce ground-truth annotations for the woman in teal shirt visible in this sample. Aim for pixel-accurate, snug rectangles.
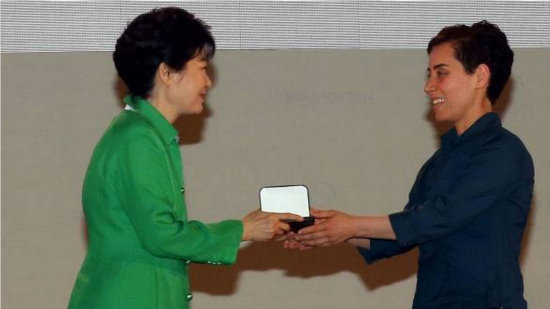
[68,7,301,309]
[292,21,533,308]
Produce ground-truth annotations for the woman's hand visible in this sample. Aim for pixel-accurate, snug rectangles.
[295,209,358,247]
[295,208,395,246]
[282,232,315,250]
[242,210,303,241]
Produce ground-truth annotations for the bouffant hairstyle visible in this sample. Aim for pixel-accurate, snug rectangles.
[113,7,215,98]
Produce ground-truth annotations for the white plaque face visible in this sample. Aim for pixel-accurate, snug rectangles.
[259,185,310,217]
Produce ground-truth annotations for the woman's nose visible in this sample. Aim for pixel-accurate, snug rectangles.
[424,78,436,94]
[206,74,213,88]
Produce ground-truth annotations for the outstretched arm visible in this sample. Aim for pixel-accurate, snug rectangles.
[294,208,395,247]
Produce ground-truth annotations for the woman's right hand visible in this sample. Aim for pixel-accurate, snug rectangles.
[241,210,303,241]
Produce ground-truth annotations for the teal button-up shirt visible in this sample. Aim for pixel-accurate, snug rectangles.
[360,113,534,309]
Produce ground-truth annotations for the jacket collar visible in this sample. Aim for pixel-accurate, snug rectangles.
[123,95,179,146]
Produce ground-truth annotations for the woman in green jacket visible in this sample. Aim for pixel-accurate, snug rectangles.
[68,7,301,309]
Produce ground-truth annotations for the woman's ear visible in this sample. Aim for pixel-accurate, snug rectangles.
[475,63,491,89]
[157,62,173,86]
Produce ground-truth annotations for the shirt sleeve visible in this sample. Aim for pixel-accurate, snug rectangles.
[357,155,433,264]
[118,130,243,264]
[389,137,531,247]
[357,239,414,264]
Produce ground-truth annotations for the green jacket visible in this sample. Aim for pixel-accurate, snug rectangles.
[68,96,243,309]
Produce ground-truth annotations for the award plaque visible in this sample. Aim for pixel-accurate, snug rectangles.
[259,185,314,232]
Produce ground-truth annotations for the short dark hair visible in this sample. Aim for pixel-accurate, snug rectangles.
[427,20,513,104]
[113,7,215,98]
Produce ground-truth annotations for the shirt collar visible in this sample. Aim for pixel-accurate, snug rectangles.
[441,112,501,150]
[123,95,179,146]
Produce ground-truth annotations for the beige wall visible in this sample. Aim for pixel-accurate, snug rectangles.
[2,49,549,308]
